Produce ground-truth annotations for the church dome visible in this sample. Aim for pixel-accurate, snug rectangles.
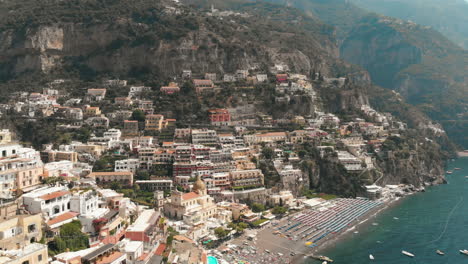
[193,176,206,194]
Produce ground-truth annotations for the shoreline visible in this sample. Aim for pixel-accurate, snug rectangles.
[290,197,406,264]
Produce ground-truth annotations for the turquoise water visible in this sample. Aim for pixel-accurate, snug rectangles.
[208,256,219,264]
[308,158,468,263]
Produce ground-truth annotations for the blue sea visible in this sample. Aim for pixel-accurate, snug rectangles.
[307,157,468,263]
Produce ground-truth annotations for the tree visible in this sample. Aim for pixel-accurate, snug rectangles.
[136,170,150,180]
[272,206,287,215]
[261,147,274,160]
[49,220,89,255]
[131,109,146,122]
[214,227,229,239]
[251,203,266,213]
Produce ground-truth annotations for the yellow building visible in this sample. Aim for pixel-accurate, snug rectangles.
[164,176,217,225]
[0,243,48,264]
[84,106,101,117]
[0,130,12,144]
[0,214,43,250]
[145,114,164,131]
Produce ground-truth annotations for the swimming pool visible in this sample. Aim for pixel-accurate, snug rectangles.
[207,256,219,264]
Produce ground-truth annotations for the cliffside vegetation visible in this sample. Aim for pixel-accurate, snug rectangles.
[350,0,468,49]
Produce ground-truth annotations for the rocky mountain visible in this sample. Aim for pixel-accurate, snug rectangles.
[0,0,455,195]
[350,0,468,49]
[0,0,340,82]
[257,0,468,148]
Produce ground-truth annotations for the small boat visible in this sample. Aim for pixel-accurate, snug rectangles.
[372,223,378,226]
[446,171,453,174]
[454,168,461,170]
[393,217,399,220]
[465,176,468,178]
[318,256,333,262]
[436,250,445,255]
[402,250,415,257]
[369,254,375,260]
[322,262,327,264]
[460,249,468,255]
[353,231,359,234]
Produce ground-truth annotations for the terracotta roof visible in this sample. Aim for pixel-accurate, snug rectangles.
[47,212,78,226]
[154,243,166,256]
[137,253,149,261]
[173,235,195,243]
[96,251,123,264]
[40,191,70,201]
[182,192,200,200]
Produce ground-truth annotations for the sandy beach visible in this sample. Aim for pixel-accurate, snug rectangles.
[213,196,409,264]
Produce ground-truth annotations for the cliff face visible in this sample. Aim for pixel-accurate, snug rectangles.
[340,15,468,148]
[341,26,422,89]
[0,0,341,80]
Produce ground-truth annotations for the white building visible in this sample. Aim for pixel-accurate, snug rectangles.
[104,129,122,141]
[70,189,99,215]
[115,159,140,173]
[192,129,218,145]
[121,240,144,264]
[22,186,71,218]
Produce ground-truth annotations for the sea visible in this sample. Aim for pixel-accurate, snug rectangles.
[306,157,468,264]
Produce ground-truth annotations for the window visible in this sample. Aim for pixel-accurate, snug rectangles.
[38,254,42,261]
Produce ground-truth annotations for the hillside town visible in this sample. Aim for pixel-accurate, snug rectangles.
[0,67,417,264]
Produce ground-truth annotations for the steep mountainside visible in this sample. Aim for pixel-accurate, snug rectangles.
[257,0,468,148]
[0,0,338,82]
[0,0,455,195]
[341,15,468,147]
[350,0,468,49]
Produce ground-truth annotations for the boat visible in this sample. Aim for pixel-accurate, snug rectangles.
[460,249,468,255]
[402,250,415,257]
[446,171,453,174]
[369,254,375,260]
[393,217,399,220]
[436,250,445,255]
[318,256,333,262]
[322,262,327,264]
[454,168,461,170]
[465,176,468,178]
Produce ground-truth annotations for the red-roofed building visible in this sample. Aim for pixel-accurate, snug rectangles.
[40,191,70,201]
[276,73,288,83]
[208,109,231,126]
[154,243,166,256]
[160,82,180,94]
[193,79,214,93]
[47,211,79,230]
[181,192,200,200]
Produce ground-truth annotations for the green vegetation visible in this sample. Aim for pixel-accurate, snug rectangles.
[351,0,468,49]
[271,206,287,215]
[251,203,266,213]
[251,219,268,227]
[301,189,338,200]
[227,222,249,233]
[214,227,230,239]
[48,220,89,256]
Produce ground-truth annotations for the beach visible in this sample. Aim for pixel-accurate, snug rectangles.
[213,194,410,264]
